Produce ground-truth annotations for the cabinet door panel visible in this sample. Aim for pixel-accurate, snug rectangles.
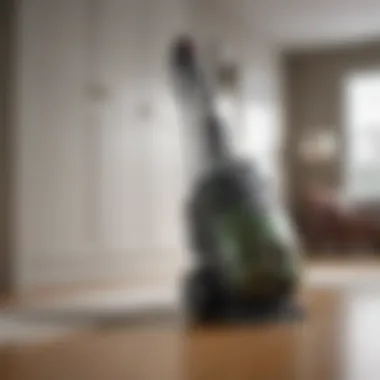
[17,0,89,263]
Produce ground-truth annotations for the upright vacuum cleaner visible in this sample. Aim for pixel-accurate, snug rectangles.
[170,36,303,325]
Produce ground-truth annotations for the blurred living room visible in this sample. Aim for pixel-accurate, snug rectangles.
[2,0,380,379]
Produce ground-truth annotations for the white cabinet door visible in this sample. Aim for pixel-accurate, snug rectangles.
[96,0,189,274]
[143,0,190,268]
[16,0,92,286]
[94,0,153,263]
[16,0,189,287]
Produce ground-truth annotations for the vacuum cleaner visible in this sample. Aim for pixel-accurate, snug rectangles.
[169,36,303,325]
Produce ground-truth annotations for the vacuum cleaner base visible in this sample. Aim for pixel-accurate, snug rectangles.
[184,269,305,327]
[187,299,305,327]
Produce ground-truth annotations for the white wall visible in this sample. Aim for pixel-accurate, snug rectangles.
[15,0,189,290]
[190,0,285,199]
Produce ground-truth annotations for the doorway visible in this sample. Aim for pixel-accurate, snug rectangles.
[0,0,15,295]
[284,43,380,257]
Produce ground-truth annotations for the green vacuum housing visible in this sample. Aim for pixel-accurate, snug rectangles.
[188,160,301,299]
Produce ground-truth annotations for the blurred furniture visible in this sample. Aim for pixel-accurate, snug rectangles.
[293,186,380,253]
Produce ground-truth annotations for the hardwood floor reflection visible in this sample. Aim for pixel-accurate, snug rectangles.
[0,288,379,379]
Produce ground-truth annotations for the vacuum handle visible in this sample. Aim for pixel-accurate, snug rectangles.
[170,36,229,164]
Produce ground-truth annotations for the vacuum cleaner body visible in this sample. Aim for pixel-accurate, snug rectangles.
[170,36,302,325]
[185,160,302,323]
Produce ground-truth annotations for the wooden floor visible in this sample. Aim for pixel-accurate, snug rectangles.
[0,285,379,380]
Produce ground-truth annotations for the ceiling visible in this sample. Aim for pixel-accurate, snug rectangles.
[219,0,380,48]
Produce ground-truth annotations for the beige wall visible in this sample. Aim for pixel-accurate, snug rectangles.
[283,41,380,202]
